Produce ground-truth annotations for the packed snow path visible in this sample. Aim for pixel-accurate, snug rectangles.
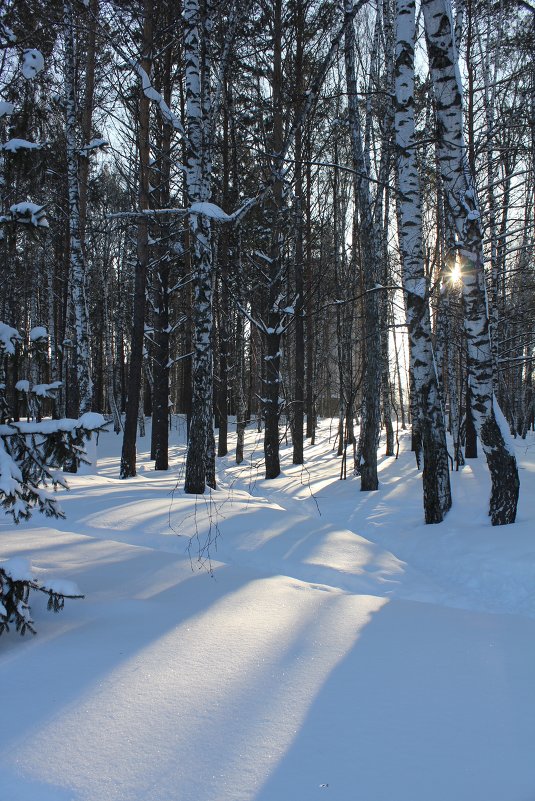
[2,420,535,801]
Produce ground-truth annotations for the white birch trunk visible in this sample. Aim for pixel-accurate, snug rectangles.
[394,0,452,521]
[183,0,216,494]
[422,0,519,524]
[63,0,93,415]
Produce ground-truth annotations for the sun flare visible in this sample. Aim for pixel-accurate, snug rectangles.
[448,257,463,286]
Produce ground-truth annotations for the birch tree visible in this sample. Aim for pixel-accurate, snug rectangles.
[422,0,520,524]
[64,0,93,416]
[183,0,217,494]
[394,0,452,521]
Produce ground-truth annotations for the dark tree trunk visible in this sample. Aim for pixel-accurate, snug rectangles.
[120,0,152,479]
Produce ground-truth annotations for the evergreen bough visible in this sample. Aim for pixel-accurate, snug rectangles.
[0,322,107,635]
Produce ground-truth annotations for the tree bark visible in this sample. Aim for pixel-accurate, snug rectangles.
[344,1,382,491]
[263,0,284,480]
[394,0,452,521]
[184,0,216,493]
[422,0,519,524]
[120,0,152,479]
[64,0,93,416]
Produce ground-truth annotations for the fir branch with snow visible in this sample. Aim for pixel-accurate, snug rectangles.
[0,325,108,519]
[0,558,83,637]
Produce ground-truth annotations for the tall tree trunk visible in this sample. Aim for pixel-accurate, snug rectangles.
[120,0,152,479]
[183,0,216,493]
[78,0,98,242]
[216,96,231,459]
[305,153,315,443]
[292,0,306,465]
[394,0,452,521]
[151,13,174,471]
[344,2,382,491]
[263,0,284,480]
[64,0,92,415]
[235,233,246,465]
[422,0,519,524]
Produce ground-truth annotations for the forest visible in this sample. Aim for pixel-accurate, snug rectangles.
[2,3,535,798]
[0,0,534,529]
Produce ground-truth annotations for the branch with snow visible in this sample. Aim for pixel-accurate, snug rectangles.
[0,558,83,637]
[131,60,184,134]
[21,49,45,79]
[0,202,49,228]
[0,413,108,523]
[1,138,44,153]
[79,138,108,157]
[0,322,21,354]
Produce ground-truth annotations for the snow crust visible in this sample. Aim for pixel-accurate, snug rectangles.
[1,420,535,801]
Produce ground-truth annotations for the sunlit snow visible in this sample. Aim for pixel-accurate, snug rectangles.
[1,419,535,801]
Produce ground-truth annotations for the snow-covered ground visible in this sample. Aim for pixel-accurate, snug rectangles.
[2,418,535,801]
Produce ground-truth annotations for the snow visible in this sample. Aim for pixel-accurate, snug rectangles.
[21,49,45,80]
[2,138,43,152]
[1,556,33,582]
[8,202,49,228]
[0,322,21,354]
[132,62,183,132]
[1,24,16,43]
[29,326,48,341]
[0,101,15,117]
[77,412,106,430]
[189,201,231,221]
[79,138,108,155]
[15,380,62,396]
[0,414,105,437]
[1,419,535,801]
[43,578,81,597]
[493,393,516,456]
[32,384,58,398]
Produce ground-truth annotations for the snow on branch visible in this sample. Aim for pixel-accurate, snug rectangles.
[79,138,108,157]
[0,21,17,44]
[0,323,21,354]
[21,49,44,80]
[0,101,14,118]
[1,138,44,153]
[0,558,84,637]
[0,412,107,523]
[0,202,49,228]
[131,61,184,134]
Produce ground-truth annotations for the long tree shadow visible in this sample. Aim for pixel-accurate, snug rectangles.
[0,541,251,755]
[253,597,535,801]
